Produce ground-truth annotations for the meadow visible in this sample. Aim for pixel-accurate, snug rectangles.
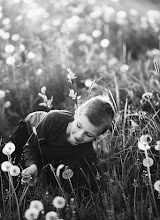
[1,0,160,219]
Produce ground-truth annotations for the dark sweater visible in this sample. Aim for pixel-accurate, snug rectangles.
[23,110,97,170]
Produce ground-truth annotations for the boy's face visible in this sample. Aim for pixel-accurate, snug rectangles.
[68,114,102,145]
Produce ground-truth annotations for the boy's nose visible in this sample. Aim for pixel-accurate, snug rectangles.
[76,131,84,141]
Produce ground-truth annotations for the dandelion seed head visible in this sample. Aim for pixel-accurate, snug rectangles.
[154,180,160,192]
[143,157,154,167]
[45,211,58,220]
[29,200,44,213]
[0,90,6,99]
[2,142,15,155]
[24,208,39,220]
[52,196,65,209]
[9,165,20,176]
[1,161,13,172]
[138,140,150,151]
[6,56,15,65]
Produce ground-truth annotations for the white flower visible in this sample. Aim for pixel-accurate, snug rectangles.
[11,34,20,41]
[2,142,15,155]
[6,56,15,65]
[0,90,6,99]
[154,180,160,192]
[9,165,20,176]
[78,33,88,41]
[67,68,77,83]
[1,161,13,172]
[108,57,119,67]
[24,208,39,220]
[5,44,15,53]
[45,211,58,220]
[100,39,110,48]
[41,86,46,94]
[4,100,11,108]
[155,141,160,151]
[140,135,152,144]
[62,168,74,179]
[120,64,129,73]
[29,200,44,213]
[19,44,25,52]
[92,29,102,38]
[143,157,154,167]
[138,141,150,151]
[28,51,36,59]
[2,32,10,40]
[84,79,95,88]
[69,89,77,100]
[52,196,65,209]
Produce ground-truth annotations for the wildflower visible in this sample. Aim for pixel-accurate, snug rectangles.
[9,165,20,176]
[142,92,153,101]
[78,33,88,41]
[140,134,152,144]
[143,157,154,167]
[0,90,5,99]
[100,39,110,48]
[138,140,150,151]
[92,29,102,38]
[56,164,65,178]
[11,34,20,41]
[19,44,25,52]
[6,56,15,65]
[45,211,58,220]
[108,57,119,67]
[154,180,160,192]
[120,64,129,73]
[2,142,15,155]
[67,68,77,83]
[69,89,77,100]
[155,141,160,151]
[28,51,36,59]
[24,208,39,220]
[84,79,93,88]
[2,32,10,40]
[1,161,12,172]
[4,100,11,108]
[29,200,44,213]
[41,86,46,94]
[5,44,15,53]
[52,196,65,209]
[62,167,73,179]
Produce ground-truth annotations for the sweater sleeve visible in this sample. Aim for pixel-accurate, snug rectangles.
[23,111,57,168]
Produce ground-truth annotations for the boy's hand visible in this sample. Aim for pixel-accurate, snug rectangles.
[21,164,38,186]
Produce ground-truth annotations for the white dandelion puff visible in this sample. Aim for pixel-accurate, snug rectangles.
[9,165,20,176]
[143,157,154,167]
[154,180,160,192]
[52,196,65,209]
[2,142,15,155]
[45,211,58,220]
[1,161,13,172]
[24,208,39,220]
[29,200,44,213]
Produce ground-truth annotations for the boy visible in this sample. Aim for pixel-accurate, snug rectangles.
[21,95,114,185]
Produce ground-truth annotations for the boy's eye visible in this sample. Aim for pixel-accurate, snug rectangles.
[86,133,94,138]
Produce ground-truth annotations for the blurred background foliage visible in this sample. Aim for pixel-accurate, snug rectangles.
[0,0,160,138]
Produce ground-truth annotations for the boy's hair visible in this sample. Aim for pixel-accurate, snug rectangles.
[75,96,114,134]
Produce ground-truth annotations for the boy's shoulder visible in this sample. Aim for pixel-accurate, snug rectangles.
[47,110,74,119]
